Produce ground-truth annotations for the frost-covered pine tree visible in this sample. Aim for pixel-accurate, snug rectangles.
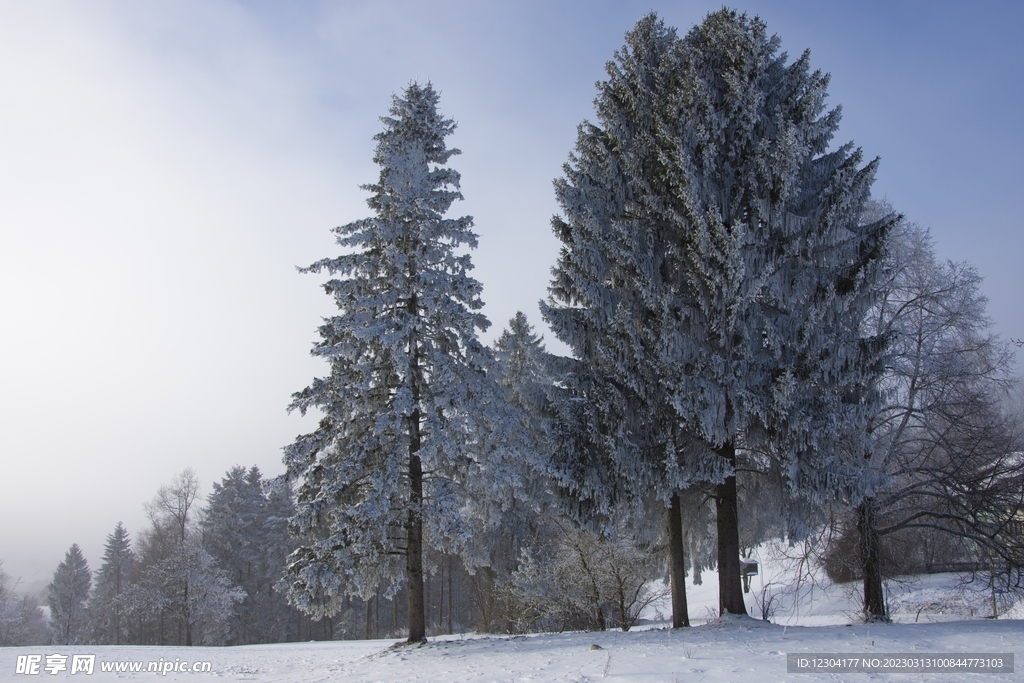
[544,10,892,617]
[451,312,557,631]
[47,544,91,645]
[285,82,510,643]
[492,312,551,427]
[90,522,136,645]
[542,14,719,627]
[490,312,553,513]
[202,466,299,643]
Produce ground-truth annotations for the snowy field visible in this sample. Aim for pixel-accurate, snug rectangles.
[3,617,1020,682]
[4,563,1023,682]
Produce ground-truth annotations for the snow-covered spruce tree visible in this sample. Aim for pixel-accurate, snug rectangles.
[202,466,300,644]
[47,544,91,645]
[543,10,892,617]
[90,522,137,645]
[453,311,581,633]
[492,313,551,434]
[285,83,514,643]
[542,14,699,627]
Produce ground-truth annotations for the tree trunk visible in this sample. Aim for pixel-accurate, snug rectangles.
[989,559,999,619]
[668,492,690,627]
[446,554,454,634]
[575,544,606,631]
[857,497,887,620]
[184,582,192,647]
[406,289,426,643]
[406,449,426,642]
[438,558,444,634]
[364,596,371,639]
[715,442,746,616]
[114,569,122,646]
[425,562,432,632]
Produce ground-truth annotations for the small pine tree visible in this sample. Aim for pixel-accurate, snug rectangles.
[47,544,91,645]
[492,312,551,419]
[455,312,555,631]
[285,82,511,643]
[90,523,136,645]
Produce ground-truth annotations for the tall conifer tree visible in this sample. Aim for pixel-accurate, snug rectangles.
[544,10,891,616]
[90,523,136,645]
[202,466,299,643]
[285,83,504,643]
[47,544,91,645]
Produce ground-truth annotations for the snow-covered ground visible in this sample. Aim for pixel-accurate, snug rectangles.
[3,617,1020,682]
[5,554,1022,682]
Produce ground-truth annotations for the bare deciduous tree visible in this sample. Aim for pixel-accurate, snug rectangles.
[139,469,243,645]
[853,213,1022,620]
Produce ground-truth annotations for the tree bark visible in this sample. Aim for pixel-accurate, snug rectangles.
[446,554,454,634]
[715,442,746,616]
[364,595,372,639]
[438,558,444,634]
[406,449,426,642]
[114,568,121,646]
[184,582,192,647]
[857,497,887,620]
[668,492,690,627]
[406,288,426,643]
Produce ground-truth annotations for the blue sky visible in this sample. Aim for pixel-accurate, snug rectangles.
[1,1,1021,589]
